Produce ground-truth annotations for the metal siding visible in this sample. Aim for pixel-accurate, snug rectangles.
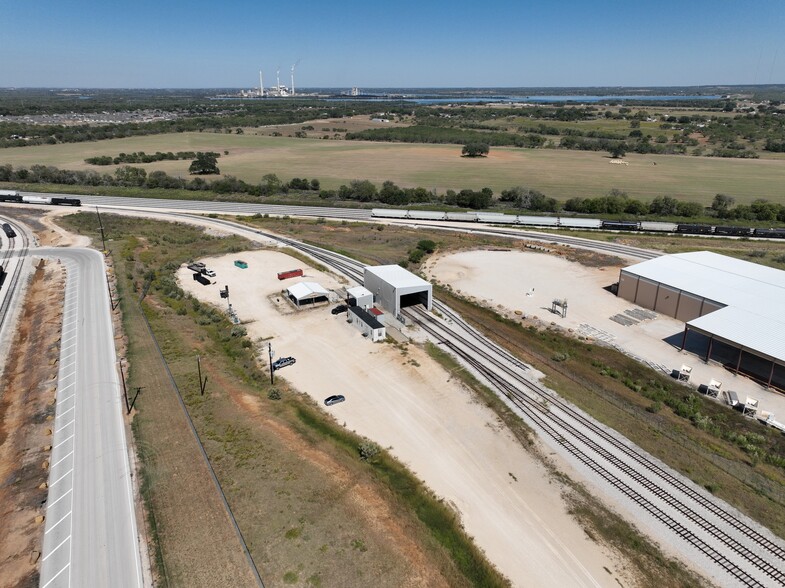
[654,285,680,317]
[617,272,638,302]
[634,278,658,310]
[676,293,704,322]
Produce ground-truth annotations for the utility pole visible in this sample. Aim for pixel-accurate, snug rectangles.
[268,343,274,385]
[96,206,107,253]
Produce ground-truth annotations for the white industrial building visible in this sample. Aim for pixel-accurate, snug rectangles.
[285,282,331,307]
[617,251,785,389]
[363,265,433,318]
[348,306,386,341]
[346,286,374,309]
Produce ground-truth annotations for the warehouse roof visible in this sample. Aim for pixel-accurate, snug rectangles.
[364,265,431,288]
[346,286,373,298]
[286,281,330,301]
[623,251,785,364]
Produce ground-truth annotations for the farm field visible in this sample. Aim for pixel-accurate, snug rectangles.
[3,132,785,205]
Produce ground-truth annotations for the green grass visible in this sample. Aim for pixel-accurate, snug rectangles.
[3,131,785,204]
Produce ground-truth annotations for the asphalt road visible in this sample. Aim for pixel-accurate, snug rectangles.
[38,247,143,588]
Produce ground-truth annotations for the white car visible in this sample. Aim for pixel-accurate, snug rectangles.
[203,269,216,277]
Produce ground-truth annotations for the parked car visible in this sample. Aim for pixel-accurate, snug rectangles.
[324,395,345,406]
[331,304,348,315]
[203,269,216,277]
[272,356,296,370]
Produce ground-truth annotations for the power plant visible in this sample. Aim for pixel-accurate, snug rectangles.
[252,61,300,97]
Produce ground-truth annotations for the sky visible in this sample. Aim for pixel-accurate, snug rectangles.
[1,0,784,89]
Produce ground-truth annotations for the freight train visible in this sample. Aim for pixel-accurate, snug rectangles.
[0,190,81,207]
[371,209,785,239]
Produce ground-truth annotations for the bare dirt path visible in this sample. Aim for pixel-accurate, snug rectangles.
[0,261,64,588]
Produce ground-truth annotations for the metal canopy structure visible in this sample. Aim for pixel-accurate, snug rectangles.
[286,281,330,306]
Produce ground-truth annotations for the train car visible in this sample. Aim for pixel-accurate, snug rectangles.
[371,208,408,219]
[2,223,16,238]
[0,190,22,203]
[407,210,447,221]
[51,197,82,206]
[640,221,678,233]
[601,220,640,231]
[445,212,478,222]
[559,217,603,229]
[476,212,516,224]
[676,224,713,235]
[754,228,785,239]
[22,195,53,205]
[713,225,753,237]
[515,215,559,227]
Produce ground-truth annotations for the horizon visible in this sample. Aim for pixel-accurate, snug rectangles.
[1,84,780,92]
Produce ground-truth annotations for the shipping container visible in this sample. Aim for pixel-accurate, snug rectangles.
[277,268,303,280]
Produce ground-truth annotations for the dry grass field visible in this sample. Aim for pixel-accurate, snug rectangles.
[3,131,785,204]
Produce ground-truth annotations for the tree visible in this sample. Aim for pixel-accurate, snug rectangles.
[114,165,147,186]
[711,193,735,214]
[260,173,282,195]
[416,239,437,253]
[462,142,490,157]
[649,196,679,216]
[189,152,220,175]
[608,143,627,159]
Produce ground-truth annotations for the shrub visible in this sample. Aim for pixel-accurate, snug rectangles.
[358,441,381,461]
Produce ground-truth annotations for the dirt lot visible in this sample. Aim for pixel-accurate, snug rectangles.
[178,249,630,588]
[0,261,64,588]
[424,249,785,420]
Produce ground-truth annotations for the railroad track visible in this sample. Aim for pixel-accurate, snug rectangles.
[0,217,30,330]
[98,209,785,585]
[404,304,785,587]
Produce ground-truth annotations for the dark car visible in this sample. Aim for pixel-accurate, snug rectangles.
[331,304,348,315]
[272,356,296,370]
[324,395,345,406]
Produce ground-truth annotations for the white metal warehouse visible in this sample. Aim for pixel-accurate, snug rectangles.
[363,265,433,318]
[617,251,785,389]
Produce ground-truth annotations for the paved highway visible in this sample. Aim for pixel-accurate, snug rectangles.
[38,248,143,588]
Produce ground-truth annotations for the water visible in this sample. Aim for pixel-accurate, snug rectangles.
[411,95,722,104]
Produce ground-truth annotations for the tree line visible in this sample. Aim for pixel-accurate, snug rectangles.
[85,151,221,165]
[2,162,784,222]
